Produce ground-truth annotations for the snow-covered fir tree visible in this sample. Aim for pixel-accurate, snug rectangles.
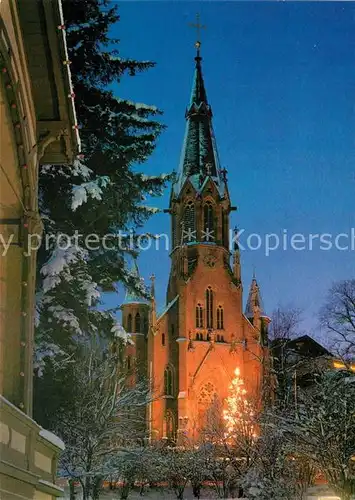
[34,0,169,426]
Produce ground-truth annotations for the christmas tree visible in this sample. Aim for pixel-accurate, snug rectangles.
[223,368,256,442]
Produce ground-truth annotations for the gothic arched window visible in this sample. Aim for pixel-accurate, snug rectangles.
[203,201,214,241]
[217,305,224,329]
[135,312,141,333]
[206,287,214,329]
[196,303,204,328]
[143,315,148,334]
[127,313,132,332]
[164,366,173,396]
[182,201,196,243]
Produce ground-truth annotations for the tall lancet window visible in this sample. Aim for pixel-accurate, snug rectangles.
[164,366,173,396]
[143,315,148,334]
[203,201,214,241]
[206,287,214,329]
[182,200,196,243]
[196,303,204,328]
[135,312,141,333]
[217,305,224,329]
[127,313,132,332]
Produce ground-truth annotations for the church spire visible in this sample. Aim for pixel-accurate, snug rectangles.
[189,48,208,107]
[173,42,226,196]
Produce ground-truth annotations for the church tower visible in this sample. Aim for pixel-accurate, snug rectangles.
[146,43,269,442]
[121,261,149,378]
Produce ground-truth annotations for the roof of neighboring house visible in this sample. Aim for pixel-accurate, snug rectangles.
[272,334,333,358]
[17,0,80,163]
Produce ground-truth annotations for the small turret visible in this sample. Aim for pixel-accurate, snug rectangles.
[121,260,149,374]
[245,273,270,345]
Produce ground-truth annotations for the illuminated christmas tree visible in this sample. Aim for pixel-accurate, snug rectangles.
[223,368,256,442]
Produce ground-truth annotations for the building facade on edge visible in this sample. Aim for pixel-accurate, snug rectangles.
[0,1,79,498]
[122,45,270,442]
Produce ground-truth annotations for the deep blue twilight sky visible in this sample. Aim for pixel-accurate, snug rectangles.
[104,1,355,341]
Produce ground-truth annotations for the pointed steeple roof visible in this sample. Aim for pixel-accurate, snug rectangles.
[122,260,149,305]
[173,47,226,197]
[245,275,266,319]
[189,53,208,106]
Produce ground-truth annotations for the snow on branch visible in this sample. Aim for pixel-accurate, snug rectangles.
[111,322,133,345]
[34,340,67,377]
[41,158,92,180]
[71,176,110,211]
[115,97,160,114]
[41,244,88,293]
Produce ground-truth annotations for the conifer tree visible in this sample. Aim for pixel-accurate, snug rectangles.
[34,0,168,425]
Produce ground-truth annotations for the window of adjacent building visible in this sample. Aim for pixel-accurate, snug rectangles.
[196,303,203,328]
[164,366,173,396]
[135,312,141,333]
[203,201,214,241]
[183,200,196,242]
[206,287,213,328]
[127,355,131,370]
[127,313,132,332]
[217,305,224,329]
[162,333,165,346]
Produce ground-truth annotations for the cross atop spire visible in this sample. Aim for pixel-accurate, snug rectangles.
[189,13,206,58]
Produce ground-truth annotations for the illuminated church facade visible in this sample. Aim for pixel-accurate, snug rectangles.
[121,45,270,441]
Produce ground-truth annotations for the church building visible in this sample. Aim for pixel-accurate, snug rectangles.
[121,43,270,441]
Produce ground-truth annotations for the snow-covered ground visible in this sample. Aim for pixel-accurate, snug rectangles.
[59,484,342,499]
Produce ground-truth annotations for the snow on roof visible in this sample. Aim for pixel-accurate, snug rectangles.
[39,428,65,450]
